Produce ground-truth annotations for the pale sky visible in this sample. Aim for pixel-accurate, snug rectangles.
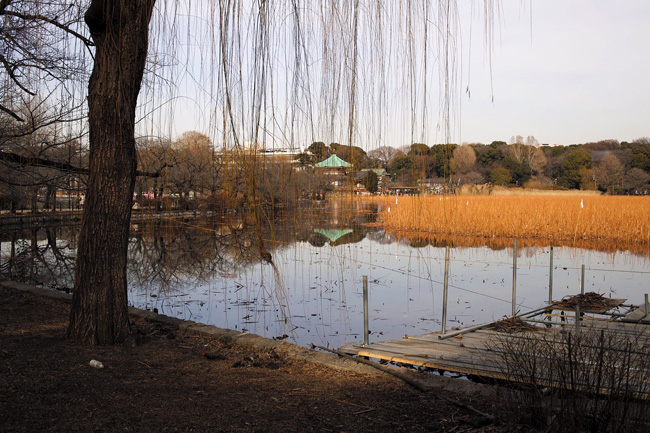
[458,1,650,146]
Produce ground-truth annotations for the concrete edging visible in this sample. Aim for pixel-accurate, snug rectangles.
[1,279,494,396]
[127,305,379,374]
[0,279,375,374]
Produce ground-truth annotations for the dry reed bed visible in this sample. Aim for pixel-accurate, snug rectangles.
[369,196,650,253]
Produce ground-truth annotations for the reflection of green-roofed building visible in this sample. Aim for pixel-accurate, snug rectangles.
[314,228,353,243]
[309,227,366,247]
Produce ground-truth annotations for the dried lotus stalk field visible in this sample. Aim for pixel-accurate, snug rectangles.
[369,195,650,253]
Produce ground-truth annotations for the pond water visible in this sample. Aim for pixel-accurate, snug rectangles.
[2,200,649,348]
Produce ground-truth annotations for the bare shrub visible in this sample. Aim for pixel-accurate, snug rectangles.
[490,326,650,432]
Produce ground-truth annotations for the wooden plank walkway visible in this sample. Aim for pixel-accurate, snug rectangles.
[621,307,650,324]
[340,301,650,398]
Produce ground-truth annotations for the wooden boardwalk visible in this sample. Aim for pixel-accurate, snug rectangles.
[340,298,650,397]
[341,327,518,380]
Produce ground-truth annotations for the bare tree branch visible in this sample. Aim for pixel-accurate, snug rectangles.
[1,9,94,47]
[0,173,68,187]
[0,151,167,178]
[0,53,37,96]
[0,102,24,121]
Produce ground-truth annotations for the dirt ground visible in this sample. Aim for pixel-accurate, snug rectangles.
[0,285,523,433]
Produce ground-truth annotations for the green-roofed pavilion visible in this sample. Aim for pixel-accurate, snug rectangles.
[314,154,353,168]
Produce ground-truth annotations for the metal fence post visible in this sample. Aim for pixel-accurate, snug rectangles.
[512,239,517,317]
[442,246,450,334]
[548,245,553,303]
[363,275,369,346]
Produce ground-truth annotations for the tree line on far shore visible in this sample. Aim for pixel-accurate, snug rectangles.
[3,133,650,212]
[296,136,650,195]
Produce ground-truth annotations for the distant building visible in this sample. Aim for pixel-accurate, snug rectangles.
[314,155,353,176]
[418,178,447,194]
[361,168,386,177]
[257,146,304,161]
[361,168,390,189]
[218,142,304,166]
[387,186,420,195]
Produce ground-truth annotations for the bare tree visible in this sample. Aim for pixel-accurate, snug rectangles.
[594,153,624,194]
[167,131,215,199]
[368,146,399,168]
[135,136,172,200]
[0,1,90,120]
[625,168,650,194]
[1,1,89,210]
[525,135,539,147]
[450,145,476,175]
[509,135,524,145]
[506,137,546,174]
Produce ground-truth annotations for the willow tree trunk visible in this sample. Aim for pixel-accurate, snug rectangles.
[68,0,155,345]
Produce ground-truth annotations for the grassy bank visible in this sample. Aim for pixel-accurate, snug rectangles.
[367,195,650,253]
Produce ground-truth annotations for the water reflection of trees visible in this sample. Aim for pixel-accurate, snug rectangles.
[128,202,382,292]
[290,200,379,247]
[1,201,388,291]
[128,219,262,292]
[0,226,77,289]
